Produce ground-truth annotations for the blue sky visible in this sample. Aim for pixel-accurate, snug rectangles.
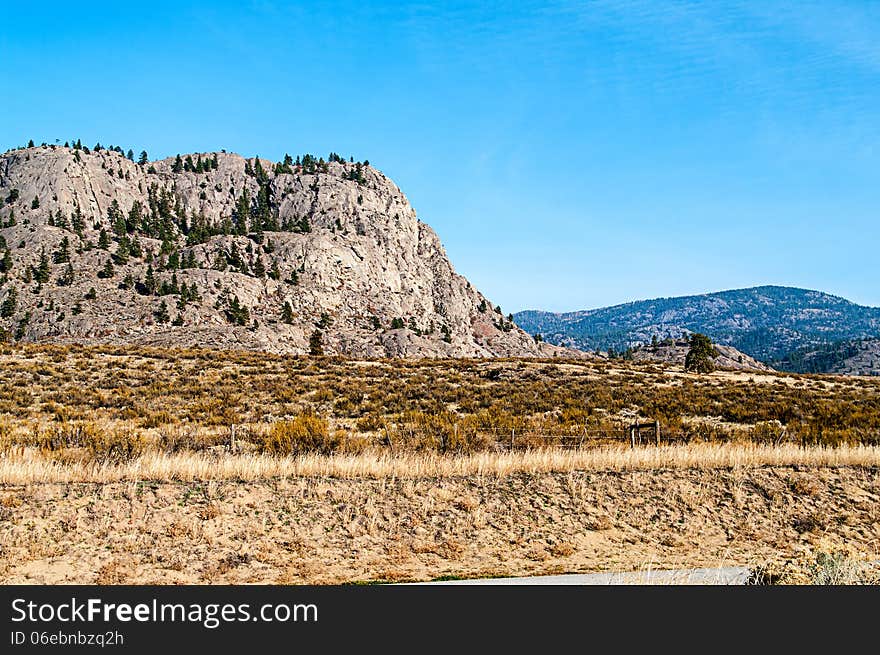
[2,1,879,312]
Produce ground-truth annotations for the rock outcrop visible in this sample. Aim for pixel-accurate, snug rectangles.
[0,144,566,357]
[629,339,773,372]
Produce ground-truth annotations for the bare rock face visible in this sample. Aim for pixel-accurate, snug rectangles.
[0,144,562,358]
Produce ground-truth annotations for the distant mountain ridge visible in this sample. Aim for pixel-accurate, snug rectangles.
[514,286,880,373]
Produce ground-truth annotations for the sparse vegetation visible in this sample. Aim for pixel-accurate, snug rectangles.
[0,348,876,585]
[0,345,875,468]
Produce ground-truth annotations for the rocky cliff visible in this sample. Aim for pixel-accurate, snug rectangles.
[0,144,563,358]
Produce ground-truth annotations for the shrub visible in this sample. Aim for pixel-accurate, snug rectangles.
[83,426,144,462]
[260,415,337,455]
[810,551,873,585]
[752,420,786,445]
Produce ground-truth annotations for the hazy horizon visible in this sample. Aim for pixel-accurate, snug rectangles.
[4,1,879,313]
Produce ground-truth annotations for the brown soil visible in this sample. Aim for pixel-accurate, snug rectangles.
[1,466,878,584]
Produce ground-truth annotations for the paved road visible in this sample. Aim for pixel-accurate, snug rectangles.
[418,566,752,585]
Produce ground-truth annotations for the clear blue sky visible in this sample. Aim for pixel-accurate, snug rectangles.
[2,1,879,312]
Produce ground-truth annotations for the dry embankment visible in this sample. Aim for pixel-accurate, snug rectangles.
[1,446,878,584]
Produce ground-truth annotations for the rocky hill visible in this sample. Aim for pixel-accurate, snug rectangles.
[515,286,880,370]
[0,143,564,358]
[629,339,772,372]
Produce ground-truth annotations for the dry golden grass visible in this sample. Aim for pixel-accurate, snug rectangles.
[3,344,878,585]
[1,443,878,483]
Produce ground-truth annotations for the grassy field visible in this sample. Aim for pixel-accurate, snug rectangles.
[1,343,878,584]
[2,444,880,483]
[1,343,878,470]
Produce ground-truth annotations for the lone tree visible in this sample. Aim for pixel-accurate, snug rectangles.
[684,332,718,373]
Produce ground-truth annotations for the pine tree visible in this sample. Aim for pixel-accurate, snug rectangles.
[282,301,294,324]
[309,329,324,356]
[98,259,115,279]
[172,313,184,326]
[212,251,227,271]
[684,333,718,373]
[71,204,85,236]
[226,296,249,325]
[234,192,250,235]
[268,260,281,280]
[109,200,126,236]
[0,249,12,273]
[53,236,70,263]
[34,247,50,283]
[138,150,149,165]
[58,262,74,286]
[31,196,40,209]
[144,263,157,294]
[14,312,29,340]
[126,149,134,161]
[228,243,243,270]
[172,155,183,173]
[253,255,266,278]
[1,287,17,317]
[114,236,129,265]
[166,250,180,270]
[154,300,170,323]
[98,228,110,250]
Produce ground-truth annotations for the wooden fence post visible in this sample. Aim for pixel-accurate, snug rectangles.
[230,423,236,453]
[654,420,661,445]
[510,428,515,451]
